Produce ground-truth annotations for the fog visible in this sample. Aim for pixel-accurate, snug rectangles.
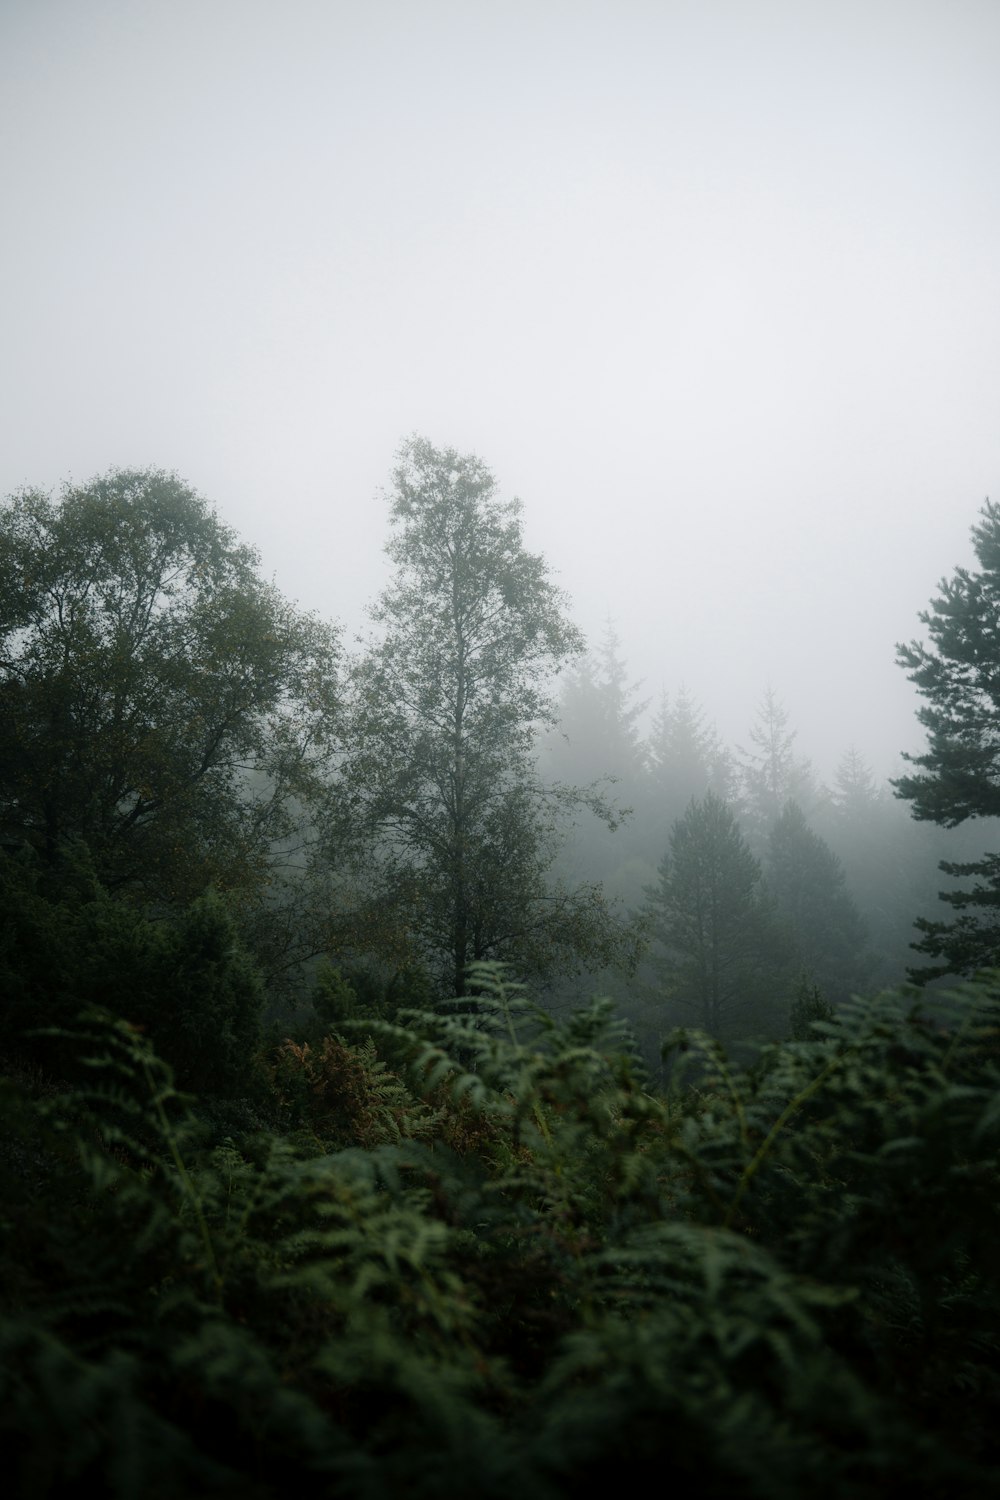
[3,0,998,779]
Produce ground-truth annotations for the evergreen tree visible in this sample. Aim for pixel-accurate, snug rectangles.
[640,687,733,856]
[822,748,909,980]
[767,801,872,1004]
[594,620,648,773]
[832,745,881,819]
[644,793,790,1038]
[737,687,816,849]
[817,748,981,990]
[788,971,835,1039]
[543,620,646,889]
[895,499,1000,978]
[543,625,646,818]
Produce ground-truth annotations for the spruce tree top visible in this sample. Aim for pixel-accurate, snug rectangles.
[895,498,1000,827]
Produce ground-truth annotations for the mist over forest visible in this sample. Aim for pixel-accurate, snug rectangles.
[3,2,1000,1494]
[4,443,1000,1494]
[3,1,998,782]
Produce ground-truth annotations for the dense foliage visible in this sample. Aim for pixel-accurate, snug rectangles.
[0,469,340,904]
[3,962,998,1496]
[3,450,999,1494]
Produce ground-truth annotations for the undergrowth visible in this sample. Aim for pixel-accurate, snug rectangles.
[2,967,999,1496]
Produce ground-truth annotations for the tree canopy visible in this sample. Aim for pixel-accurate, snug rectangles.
[0,468,340,903]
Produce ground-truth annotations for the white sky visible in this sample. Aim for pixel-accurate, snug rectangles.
[3,0,998,779]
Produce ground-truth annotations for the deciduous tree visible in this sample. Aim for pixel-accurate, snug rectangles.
[0,468,340,903]
[337,438,635,996]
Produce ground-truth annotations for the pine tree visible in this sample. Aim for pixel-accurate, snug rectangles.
[737,687,817,849]
[642,687,733,846]
[895,499,1000,978]
[644,793,790,1038]
[589,620,649,786]
[767,801,872,1004]
[543,621,647,890]
[545,621,646,795]
[647,688,709,795]
[832,745,880,819]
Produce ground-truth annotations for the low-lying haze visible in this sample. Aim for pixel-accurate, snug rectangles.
[3,0,998,779]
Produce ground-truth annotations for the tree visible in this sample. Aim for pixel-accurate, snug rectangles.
[832,745,881,819]
[767,801,872,1004]
[788,972,835,1040]
[0,468,340,904]
[542,620,647,889]
[737,687,816,848]
[819,746,937,986]
[640,687,733,855]
[895,498,1000,977]
[546,620,647,787]
[337,437,634,996]
[644,792,790,1038]
[0,845,264,1095]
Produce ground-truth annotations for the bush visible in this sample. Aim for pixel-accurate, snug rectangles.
[0,847,263,1097]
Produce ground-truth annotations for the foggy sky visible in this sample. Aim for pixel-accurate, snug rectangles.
[3,0,999,780]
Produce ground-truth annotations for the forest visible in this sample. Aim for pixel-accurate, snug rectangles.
[2,441,1000,1496]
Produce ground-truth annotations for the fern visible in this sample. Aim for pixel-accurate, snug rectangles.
[2,973,999,1494]
[272,1033,443,1148]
